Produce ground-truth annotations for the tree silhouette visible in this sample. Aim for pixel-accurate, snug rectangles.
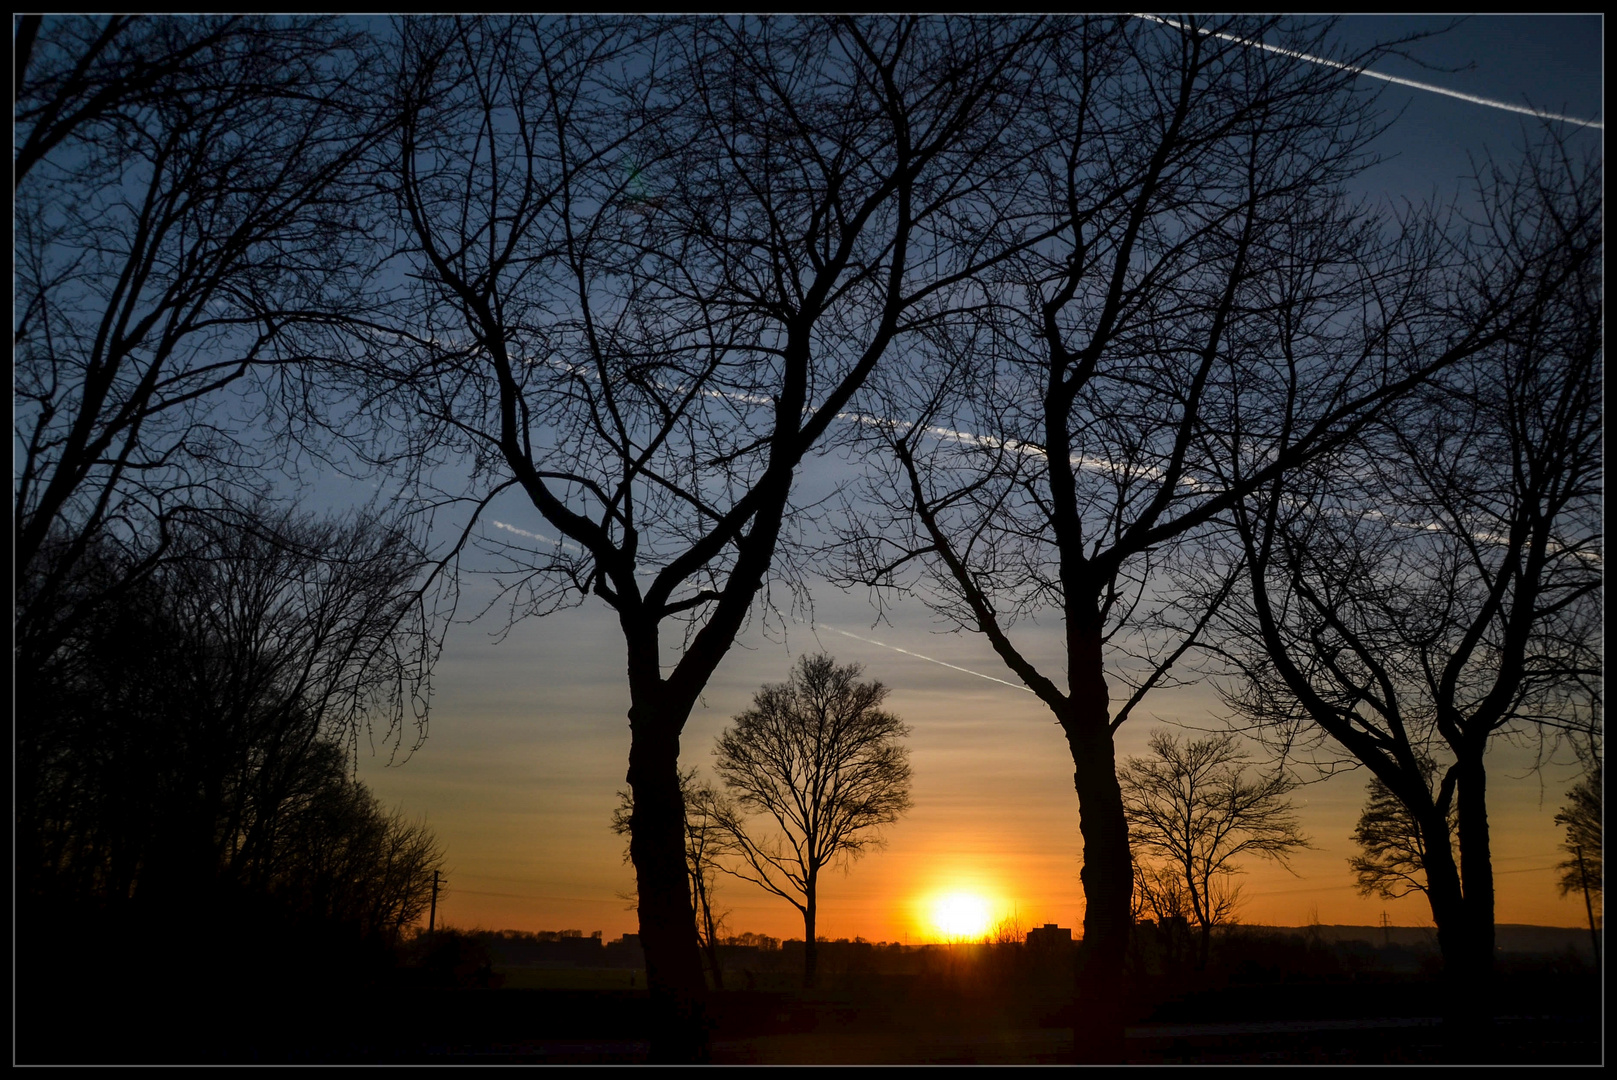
[1556,765,1603,903]
[1130,859,1195,971]
[14,16,395,686]
[1213,135,1601,1023]
[1119,731,1308,969]
[361,15,1046,1058]
[269,738,447,944]
[712,654,912,988]
[17,506,439,919]
[1554,754,1602,964]
[16,505,446,1064]
[834,14,1527,1059]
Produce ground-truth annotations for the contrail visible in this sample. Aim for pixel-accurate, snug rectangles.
[491,518,661,573]
[492,518,579,552]
[819,623,1037,695]
[1132,14,1603,131]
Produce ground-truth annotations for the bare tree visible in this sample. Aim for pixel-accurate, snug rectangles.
[1119,731,1308,969]
[366,15,1044,1057]
[1213,136,1601,1010]
[14,15,260,187]
[681,780,734,990]
[834,14,1518,1059]
[1130,858,1196,971]
[711,654,912,988]
[1554,753,1602,963]
[14,16,395,681]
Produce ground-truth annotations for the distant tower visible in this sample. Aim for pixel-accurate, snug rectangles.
[1380,910,1391,948]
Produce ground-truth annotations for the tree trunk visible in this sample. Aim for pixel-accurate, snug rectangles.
[1450,752,1497,1057]
[626,697,708,1063]
[696,877,724,991]
[1416,810,1470,972]
[1064,691,1132,1064]
[803,880,819,989]
[1453,753,1496,975]
[1574,846,1600,966]
[1414,804,1493,1058]
[1186,869,1212,971]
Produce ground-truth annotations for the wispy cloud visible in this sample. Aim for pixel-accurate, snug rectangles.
[1132,13,1603,130]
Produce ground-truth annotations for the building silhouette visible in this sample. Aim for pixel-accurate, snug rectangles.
[1026,923,1073,949]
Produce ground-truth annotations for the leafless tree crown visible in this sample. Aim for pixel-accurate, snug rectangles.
[713,654,913,908]
[1121,731,1308,940]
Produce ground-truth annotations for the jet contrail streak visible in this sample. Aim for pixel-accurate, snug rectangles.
[1132,13,1603,130]
[492,519,668,573]
[820,624,1037,695]
[492,518,578,552]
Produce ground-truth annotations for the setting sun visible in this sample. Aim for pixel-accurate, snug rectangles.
[930,892,993,941]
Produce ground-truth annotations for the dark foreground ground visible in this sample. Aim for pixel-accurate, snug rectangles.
[19,969,1600,1065]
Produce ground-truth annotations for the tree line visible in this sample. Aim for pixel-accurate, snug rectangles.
[16,508,446,1000]
[14,15,448,1000]
[15,15,1599,1063]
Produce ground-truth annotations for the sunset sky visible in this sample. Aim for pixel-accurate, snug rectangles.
[354,15,1603,945]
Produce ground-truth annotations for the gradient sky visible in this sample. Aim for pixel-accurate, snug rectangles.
[355,15,1603,944]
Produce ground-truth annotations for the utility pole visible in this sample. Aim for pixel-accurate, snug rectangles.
[1380,910,1391,950]
[429,869,440,934]
[1575,845,1600,966]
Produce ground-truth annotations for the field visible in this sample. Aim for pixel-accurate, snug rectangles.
[302,973,1601,1065]
[18,928,1600,1065]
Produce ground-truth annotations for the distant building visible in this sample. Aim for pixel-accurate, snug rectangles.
[1026,923,1073,949]
[604,933,644,969]
[484,929,605,967]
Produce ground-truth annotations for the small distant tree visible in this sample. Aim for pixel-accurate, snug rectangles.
[988,911,1027,947]
[723,932,780,951]
[1554,757,1602,963]
[1119,731,1309,969]
[1555,761,1603,901]
[1131,858,1194,971]
[712,654,912,987]
[1349,760,1457,901]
